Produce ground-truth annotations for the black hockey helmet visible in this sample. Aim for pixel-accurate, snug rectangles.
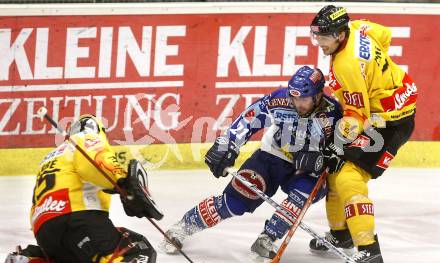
[310,5,350,36]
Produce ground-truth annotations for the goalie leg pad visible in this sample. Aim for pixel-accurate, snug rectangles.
[35,211,121,263]
[100,227,156,263]
[4,245,54,263]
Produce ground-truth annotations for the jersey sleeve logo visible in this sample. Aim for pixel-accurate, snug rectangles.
[328,68,342,92]
[244,108,256,122]
[343,91,365,109]
[380,74,418,112]
[376,151,395,169]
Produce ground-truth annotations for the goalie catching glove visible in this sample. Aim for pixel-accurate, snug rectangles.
[117,159,164,220]
[205,136,240,178]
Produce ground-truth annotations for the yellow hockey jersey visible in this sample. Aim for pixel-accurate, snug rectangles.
[30,133,126,234]
[328,20,417,137]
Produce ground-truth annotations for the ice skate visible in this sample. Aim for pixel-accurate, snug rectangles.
[309,229,354,256]
[251,233,278,259]
[352,236,383,263]
[160,221,192,254]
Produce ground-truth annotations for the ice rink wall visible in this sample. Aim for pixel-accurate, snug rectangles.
[0,2,439,175]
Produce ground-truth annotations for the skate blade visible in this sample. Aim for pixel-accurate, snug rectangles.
[159,240,180,255]
[250,251,272,263]
[310,247,354,259]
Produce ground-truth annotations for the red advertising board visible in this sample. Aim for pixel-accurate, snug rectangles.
[0,11,439,148]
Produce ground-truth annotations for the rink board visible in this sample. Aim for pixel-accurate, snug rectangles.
[1,141,440,176]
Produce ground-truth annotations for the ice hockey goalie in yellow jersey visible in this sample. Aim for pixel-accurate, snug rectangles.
[308,5,417,263]
[6,115,163,263]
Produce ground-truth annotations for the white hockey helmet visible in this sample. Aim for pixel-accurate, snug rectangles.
[68,114,106,137]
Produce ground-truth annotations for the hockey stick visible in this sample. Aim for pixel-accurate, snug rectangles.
[271,171,328,263]
[37,107,194,263]
[228,170,355,263]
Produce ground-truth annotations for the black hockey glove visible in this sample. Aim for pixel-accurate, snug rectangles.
[323,143,345,174]
[118,159,164,220]
[294,151,325,176]
[205,136,240,178]
[325,154,345,174]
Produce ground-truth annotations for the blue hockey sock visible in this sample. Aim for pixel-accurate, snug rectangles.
[263,189,308,240]
[181,195,234,234]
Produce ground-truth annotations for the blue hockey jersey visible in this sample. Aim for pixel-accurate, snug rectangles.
[227,88,342,162]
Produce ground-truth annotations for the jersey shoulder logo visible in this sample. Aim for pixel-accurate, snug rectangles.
[355,25,372,61]
[85,138,102,149]
[267,97,290,108]
[40,143,69,165]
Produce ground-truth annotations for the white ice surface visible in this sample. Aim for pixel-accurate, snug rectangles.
[1,168,439,263]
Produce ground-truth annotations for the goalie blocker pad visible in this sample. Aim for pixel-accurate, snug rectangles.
[120,160,164,220]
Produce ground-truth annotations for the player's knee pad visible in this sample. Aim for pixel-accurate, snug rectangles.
[229,169,267,201]
[223,169,267,213]
[101,227,156,263]
[4,245,54,263]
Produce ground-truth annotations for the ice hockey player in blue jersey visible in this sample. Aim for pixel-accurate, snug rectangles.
[161,66,344,259]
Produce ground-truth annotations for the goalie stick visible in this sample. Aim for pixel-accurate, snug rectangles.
[228,170,355,263]
[37,107,194,263]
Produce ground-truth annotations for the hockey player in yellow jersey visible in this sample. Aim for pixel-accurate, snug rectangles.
[6,115,163,263]
[308,5,417,263]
